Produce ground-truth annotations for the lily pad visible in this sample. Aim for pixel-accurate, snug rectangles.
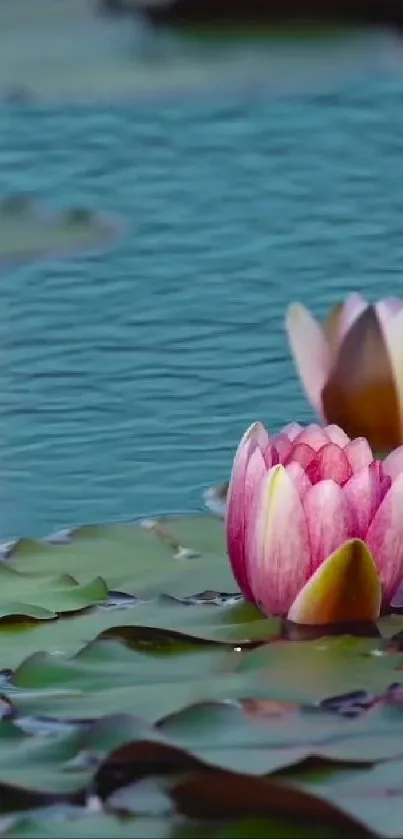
[0,511,403,838]
[9,517,234,598]
[4,632,403,733]
[0,720,89,797]
[288,757,403,838]
[8,638,252,722]
[236,636,401,702]
[0,811,176,839]
[0,195,120,264]
[0,594,277,673]
[0,564,107,622]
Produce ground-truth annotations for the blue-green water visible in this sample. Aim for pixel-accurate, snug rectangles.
[2,71,403,540]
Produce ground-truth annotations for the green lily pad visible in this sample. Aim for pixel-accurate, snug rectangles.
[288,756,403,838]
[0,195,119,263]
[377,614,403,640]
[0,721,87,797]
[0,713,159,800]
[91,694,403,790]
[237,637,400,702]
[0,594,278,673]
[100,597,278,644]
[1,511,403,839]
[0,564,107,622]
[8,638,252,722]
[4,632,402,737]
[107,776,175,817]
[0,810,176,839]
[10,517,233,598]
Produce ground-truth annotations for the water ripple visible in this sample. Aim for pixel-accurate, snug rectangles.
[1,73,403,537]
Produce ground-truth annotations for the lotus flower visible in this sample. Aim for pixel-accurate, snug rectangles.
[285,293,403,452]
[226,421,403,624]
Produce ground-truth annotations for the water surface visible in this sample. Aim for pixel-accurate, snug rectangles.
[2,46,403,539]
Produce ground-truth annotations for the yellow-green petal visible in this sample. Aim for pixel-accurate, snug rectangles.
[287,539,381,625]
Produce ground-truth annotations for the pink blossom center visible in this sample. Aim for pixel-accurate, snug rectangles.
[261,438,391,542]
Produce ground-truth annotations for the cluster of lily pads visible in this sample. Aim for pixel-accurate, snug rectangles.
[1,293,403,836]
[2,513,403,838]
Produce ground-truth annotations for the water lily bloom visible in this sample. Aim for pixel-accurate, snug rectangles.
[285,293,403,452]
[226,421,403,624]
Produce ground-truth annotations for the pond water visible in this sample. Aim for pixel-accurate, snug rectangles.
[2,30,403,540]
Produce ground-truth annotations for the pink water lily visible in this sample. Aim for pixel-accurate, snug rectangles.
[285,293,403,452]
[227,421,403,624]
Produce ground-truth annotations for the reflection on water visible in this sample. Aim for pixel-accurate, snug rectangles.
[0,0,401,101]
[1,27,403,538]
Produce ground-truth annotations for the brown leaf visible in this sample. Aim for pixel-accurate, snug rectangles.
[95,740,203,800]
[171,770,371,835]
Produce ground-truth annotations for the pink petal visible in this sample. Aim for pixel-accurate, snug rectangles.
[243,447,267,571]
[244,457,268,603]
[285,462,312,500]
[262,443,280,469]
[285,423,335,470]
[343,437,374,472]
[293,424,331,451]
[226,422,268,600]
[270,433,293,463]
[375,298,403,331]
[343,463,384,539]
[251,421,271,452]
[338,292,369,344]
[366,472,403,604]
[305,443,352,486]
[303,479,354,575]
[282,422,303,442]
[383,446,403,481]
[285,304,331,415]
[324,424,351,447]
[285,443,316,470]
[380,472,392,502]
[248,465,310,616]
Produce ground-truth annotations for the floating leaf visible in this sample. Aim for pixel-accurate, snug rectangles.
[237,637,402,702]
[10,517,233,598]
[1,512,403,837]
[0,565,107,622]
[8,638,248,723]
[288,757,403,838]
[0,196,117,264]
[107,777,174,817]
[0,595,277,672]
[0,808,176,839]
[0,713,159,803]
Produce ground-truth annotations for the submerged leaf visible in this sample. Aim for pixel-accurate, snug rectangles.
[172,770,367,833]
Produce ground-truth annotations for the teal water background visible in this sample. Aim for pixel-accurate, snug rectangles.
[2,54,403,540]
